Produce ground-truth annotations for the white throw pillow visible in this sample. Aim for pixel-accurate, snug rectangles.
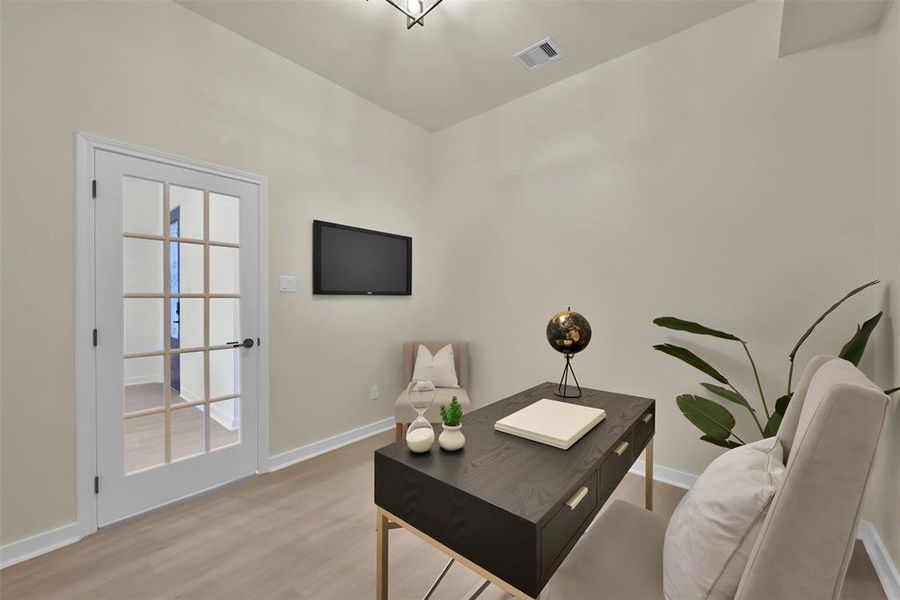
[411,344,459,388]
[663,437,785,600]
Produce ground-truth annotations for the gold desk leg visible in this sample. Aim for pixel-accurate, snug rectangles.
[645,438,654,511]
[377,509,389,600]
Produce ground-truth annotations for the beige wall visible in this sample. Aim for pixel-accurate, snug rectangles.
[430,0,878,479]
[869,0,900,566]
[0,0,432,545]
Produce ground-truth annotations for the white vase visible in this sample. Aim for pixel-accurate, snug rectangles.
[439,424,465,451]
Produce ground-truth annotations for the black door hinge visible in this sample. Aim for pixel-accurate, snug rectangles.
[92,179,97,198]
[92,328,98,347]
[94,476,100,494]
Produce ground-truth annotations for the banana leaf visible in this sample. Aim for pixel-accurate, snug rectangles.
[676,394,736,439]
[789,280,879,361]
[764,412,782,437]
[701,435,742,449]
[701,382,756,413]
[653,317,742,342]
[654,344,729,384]
[775,394,792,416]
[839,312,883,366]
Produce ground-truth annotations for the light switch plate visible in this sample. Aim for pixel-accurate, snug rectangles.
[279,275,297,293]
[370,385,379,400]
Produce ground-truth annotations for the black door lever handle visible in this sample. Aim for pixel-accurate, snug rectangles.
[227,338,255,349]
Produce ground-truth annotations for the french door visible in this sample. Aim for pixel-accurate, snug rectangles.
[94,149,260,525]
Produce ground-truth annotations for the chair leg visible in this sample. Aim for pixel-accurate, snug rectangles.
[395,423,404,442]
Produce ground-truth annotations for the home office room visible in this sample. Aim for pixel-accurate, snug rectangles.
[1,0,898,598]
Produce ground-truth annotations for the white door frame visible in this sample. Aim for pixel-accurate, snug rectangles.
[74,131,270,538]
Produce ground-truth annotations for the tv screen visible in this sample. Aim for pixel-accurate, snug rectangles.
[313,220,412,295]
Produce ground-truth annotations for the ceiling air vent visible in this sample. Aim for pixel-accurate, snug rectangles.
[515,37,563,71]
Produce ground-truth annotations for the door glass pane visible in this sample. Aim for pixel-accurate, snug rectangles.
[209,349,239,398]
[123,177,163,236]
[210,398,240,451]
[171,406,205,461]
[209,193,239,244]
[125,413,165,474]
[173,298,203,350]
[209,298,239,347]
[172,351,205,406]
[209,246,239,294]
[124,238,163,294]
[124,298,163,354]
[124,356,165,413]
[173,242,204,294]
[170,185,204,240]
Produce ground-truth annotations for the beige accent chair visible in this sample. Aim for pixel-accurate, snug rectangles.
[394,341,471,441]
[539,356,890,600]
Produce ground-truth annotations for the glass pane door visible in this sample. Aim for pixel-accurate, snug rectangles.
[96,149,259,526]
[122,180,243,473]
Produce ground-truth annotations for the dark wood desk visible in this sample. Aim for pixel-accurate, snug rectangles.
[374,382,655,599]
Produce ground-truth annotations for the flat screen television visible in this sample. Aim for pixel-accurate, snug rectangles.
[313,220,412,295]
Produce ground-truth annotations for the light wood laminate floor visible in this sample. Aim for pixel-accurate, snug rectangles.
[0,431,886,599]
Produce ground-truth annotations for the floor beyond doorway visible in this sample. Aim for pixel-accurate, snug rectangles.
[0,431,886,599]
[124,383,240,472]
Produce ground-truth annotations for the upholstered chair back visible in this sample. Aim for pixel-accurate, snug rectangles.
[735,357,890,600]
[402,341,469,390]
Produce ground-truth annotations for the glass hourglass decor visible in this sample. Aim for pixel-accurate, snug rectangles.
[405,380,436,453]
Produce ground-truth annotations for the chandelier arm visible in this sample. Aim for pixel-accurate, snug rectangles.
[377,0,445,28]
[381,0,415,19]
[409,0,444,27]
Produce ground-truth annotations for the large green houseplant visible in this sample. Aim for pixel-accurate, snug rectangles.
[654,280,898,448]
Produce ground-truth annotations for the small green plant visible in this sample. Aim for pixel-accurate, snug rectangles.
[654,280,898,449]
[440,396,463,427]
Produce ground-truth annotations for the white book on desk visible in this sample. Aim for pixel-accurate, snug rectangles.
[494,398,606,450]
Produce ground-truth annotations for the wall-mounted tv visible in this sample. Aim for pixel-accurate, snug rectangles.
[313,220,412,295]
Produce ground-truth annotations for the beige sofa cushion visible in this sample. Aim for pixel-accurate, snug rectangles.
[394,387,471,424]
[663,437,785,600]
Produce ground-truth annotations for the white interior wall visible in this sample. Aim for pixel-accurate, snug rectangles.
[0,0,433,545]
[869,0,900,566]
[430,0,878,477]
[1,0,897,570]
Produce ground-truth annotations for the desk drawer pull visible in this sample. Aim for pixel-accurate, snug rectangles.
[614,441,630,456]
[566,486,589,510]
[642,412,654,424]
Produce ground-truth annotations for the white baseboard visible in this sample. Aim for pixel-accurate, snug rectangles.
[858,520,900,599]
[124,376,163,386]
[0,521,85,570]
[630,458,699,490]
[209,400,239,431]
[267,416,395,472]
[630,459,899,599]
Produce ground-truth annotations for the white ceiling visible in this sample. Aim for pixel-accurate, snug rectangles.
[779,0,890,56]
[178,0,750,132]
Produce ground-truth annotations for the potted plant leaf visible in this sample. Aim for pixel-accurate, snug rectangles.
[654,280,898,449]
[438,396,465,451]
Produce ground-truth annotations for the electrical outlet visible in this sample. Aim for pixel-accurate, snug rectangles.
[370,385,379,400]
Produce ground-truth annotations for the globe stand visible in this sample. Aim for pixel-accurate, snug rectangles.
[555,353,583,398]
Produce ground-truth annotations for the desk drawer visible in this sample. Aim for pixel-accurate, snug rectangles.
[540,468,599,576]
[634,407,655,451]
[600,431,635,503]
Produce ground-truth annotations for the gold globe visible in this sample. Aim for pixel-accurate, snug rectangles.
[546,308,592,355]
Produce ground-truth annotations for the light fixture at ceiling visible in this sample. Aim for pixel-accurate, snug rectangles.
[373,0,445,29]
